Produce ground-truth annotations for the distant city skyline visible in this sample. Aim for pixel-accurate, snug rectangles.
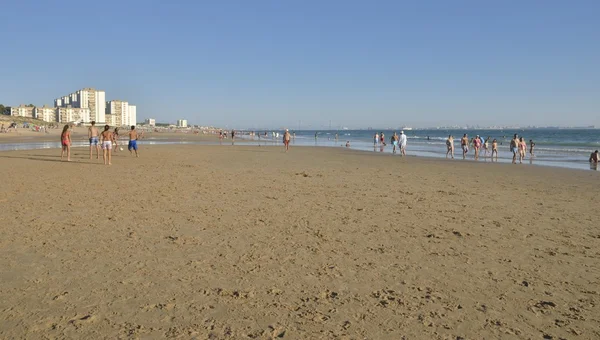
[1,1,598,128]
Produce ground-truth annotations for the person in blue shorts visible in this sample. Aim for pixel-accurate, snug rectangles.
[88,120,100,159]
[510,134,519,164]
[128,125,139,157]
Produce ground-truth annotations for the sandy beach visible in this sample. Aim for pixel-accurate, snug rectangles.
[0,144,599,339]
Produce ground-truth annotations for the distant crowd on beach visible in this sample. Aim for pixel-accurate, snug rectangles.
[443,133,535,164]
[59,121,143,165]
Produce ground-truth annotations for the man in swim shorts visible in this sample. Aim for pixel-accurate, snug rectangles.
[88,121,100,159]
[128,125,139,157]
[510,134,519,164]
[461,134,469,159]
[100,125,114,165]
[391,132,399,154]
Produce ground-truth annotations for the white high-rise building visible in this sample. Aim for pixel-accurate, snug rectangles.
[54,88,105,123]
[128,105,137,126]
[106,100,129,126]
[177,119,188,128]
[145,118,156,126]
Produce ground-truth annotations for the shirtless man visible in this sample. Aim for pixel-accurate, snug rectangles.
[529,140,536,157]
[461,134,469,159]
[392,132,399,154]
[88,121,100,159]
[128,125,139,157]
[100,125,115,165]
[510,134,519,164]
[283,129,291,152]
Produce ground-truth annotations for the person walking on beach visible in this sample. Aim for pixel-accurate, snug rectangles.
[519,137,527,162]
[473,135,482,160]
[60,124,71,162]
[101,125,115,166]
[392,132,399,154]
[128,125,139,157]
[399,131,407,156]
[113,127,120,152]
[461,134,469,159]
[88,121,100,159]
[335,133,339,142]
[231,130,235,145]
[219,130,223,144]
[529,140,536,157]
[491,139,498,161]
[510,134,519,164]
[380,132,386,146]
[283,129,291,152]
[374,133,379,146]
[446,135,454,159]
[483,136,490,157]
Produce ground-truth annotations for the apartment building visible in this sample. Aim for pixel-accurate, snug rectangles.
[106,100,137,126]
[145,118,156,126]
[177,119,188,128]
[9,105,35,118]
[36,106,57,122]
[57,107,91,123]
[54,88,105,123]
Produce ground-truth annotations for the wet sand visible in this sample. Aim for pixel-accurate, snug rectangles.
[0,145,599,339]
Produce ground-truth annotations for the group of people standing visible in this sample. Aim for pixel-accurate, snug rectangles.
[60,121,140,164]
[444,133,535,163]
[373,131,407,156]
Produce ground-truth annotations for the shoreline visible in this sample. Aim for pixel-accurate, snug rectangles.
[1,133,598,172]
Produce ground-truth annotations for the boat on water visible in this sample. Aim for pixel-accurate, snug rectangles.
[402,127,413,131]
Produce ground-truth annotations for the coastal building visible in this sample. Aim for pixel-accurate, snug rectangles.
[105,114,118,126]
[128,105,136,126]
[35,106,57,122]
[54,88,106,123]
[57,107,91,123]
[145,118,156,126]
[177,119,188,128]
[106,100,128,126]
[106,100,136,126]
[9,105,35,118]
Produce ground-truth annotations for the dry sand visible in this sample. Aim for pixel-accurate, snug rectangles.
[0,144,599,339]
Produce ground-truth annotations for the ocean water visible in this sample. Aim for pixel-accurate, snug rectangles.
[247,129,600,171]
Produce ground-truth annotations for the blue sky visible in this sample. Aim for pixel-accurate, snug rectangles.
[1,0,598,128]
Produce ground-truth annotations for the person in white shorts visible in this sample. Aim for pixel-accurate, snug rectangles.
[399,131,407,156]
[100,125,115,166]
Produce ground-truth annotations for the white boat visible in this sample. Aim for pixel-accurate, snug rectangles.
[402,127,413,131]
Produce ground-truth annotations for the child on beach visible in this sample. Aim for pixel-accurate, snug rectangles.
[392,133,399,154]
[529,140,535,157]
[101,125,115,165]
[491,139,498,161]
[60,124,71,162]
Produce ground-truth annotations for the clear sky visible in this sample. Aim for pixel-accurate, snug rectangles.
[1,0,598,128]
